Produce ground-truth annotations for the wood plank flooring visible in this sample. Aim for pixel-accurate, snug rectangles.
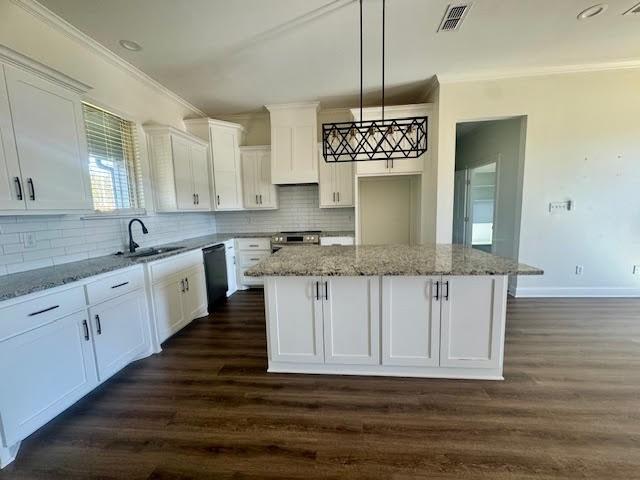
[1,291,639,479]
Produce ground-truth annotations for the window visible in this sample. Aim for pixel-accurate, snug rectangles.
[83,103,144,212]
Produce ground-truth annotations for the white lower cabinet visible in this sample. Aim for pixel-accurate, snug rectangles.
[382,276,440,367]
[0,310,97,447]
[224,240,238,296]
[89,291,149,382]
[439,276,506,369]
[152,276,186,344]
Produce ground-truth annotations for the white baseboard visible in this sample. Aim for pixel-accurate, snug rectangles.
[515,286,640,298]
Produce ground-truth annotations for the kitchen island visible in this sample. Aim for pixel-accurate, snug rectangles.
[246,244,543,380]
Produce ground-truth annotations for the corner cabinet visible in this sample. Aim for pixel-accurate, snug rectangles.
[185,118,244,211]
[318,144,354,208]
[0,50,93,214]
[145,125,211,212]
[266,102,319,184]
[241,146,278,209]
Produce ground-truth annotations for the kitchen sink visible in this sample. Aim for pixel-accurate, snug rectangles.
[125,246,185,258]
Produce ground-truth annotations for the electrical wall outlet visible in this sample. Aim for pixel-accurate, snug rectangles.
[549,200,573,214]
[575,265,584,275]
[633,265,640,275]
[22,232,37,249]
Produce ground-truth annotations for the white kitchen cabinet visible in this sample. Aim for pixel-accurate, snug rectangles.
[265,276,324,363]
[152,276,186,344]
[241,146,278,209]
[224,240,238,297]
[323,277,380,365]
[0,310,98,447]
[266,103,319,184]
[319,236,355,246]
[318,144,354,208]
[382,276,440,367]
[182,265,208,321]
[237,238,271,287]
[0,59,92,213]
[439,276,506,369]
[145,125,211,212]
[351,104,430,177]
[89,291,149,382]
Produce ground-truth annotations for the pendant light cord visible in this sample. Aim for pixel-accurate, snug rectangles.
[382,0,385,123]
[359,0,363,126]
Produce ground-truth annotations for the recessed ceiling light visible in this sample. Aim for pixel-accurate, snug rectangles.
[577,4,608,19]
[119,39,142,52]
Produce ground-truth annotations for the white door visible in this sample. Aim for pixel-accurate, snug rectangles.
[334,160,354,206]
[171,135,195,210]
[190,143,211,210]
[318,145,336,207]
[355,159,388,176]
[440,276,507,369]
[152,277,185,344]
[265,277,324,363]
[0,65,25,211]
[323,277,380,365]
[0,311,98,445]
[224,241,238,296]
[89,291,149,381]
[257,148,277,208]
[183,266,208,320]
[382,276,440,367]
[292,125,317,182]
[241,150,259,208]
[271,126,293,184]
[211,126,242,209]
[4,65,92,211]
[388,154,424,174]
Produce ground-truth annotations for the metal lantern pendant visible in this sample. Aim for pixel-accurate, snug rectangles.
[322,0,428,163]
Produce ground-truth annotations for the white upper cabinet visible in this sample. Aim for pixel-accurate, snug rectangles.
[185,119,244,211]
[0,49,93,214]
[266,103,319,184]
[241,146,278,210]
[351,104,431,177]
[318,144,354,208]
[145,125,211,212]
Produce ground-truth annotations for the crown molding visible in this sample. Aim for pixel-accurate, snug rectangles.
[10,0,206,117]
[184,117,244,131]
[437,58,640,84]
[265,101,321,112]
[0,44,91,93]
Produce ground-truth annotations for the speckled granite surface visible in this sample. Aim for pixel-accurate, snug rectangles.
[246,244,543,277]
[0,232,272,302]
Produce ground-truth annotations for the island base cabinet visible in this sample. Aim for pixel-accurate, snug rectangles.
[0,311,98,447]
[265,277,324,363]
[89,291,149,382]
[439,276,507,369]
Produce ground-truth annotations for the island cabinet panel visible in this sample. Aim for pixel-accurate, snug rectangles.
[265,277,324,363]
[323,277,380,365]
[0,310,98,446]
[439,276,507,369]
[89,291,149,382]
[382,276,440,367]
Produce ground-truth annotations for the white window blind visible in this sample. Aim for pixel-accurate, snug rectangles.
[82,103,144,212]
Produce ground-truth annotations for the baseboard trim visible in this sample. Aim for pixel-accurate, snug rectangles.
[515,287,640,298]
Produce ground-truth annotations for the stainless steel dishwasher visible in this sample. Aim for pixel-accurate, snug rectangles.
[202,244,228,313]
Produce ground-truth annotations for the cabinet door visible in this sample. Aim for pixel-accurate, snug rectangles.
[4,65,92,211]
[323,277,380,365]
[388,155,424,174]
[292,125,317,182]
[0,311,97,445]
[318,145,336,207]
[271,126,292,184]
[257,148,277,208]
[356,160,388,176]
[225,242,238,296]
[171,135,195,210]
[152,277,185,344]
[90,291,149,382]
[335,161,354,206]
[214,170,242,210]
[183,266,207,321]
[382,276,440,367]
[241,150,259,208]
[0,65,25,211]
[211,126,242,209]
[440,276,506,369]
[190,143,211,210]
[265,277,324,363]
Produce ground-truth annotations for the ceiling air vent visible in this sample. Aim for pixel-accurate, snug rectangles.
[438,3,472,32]
[623,2,640,15]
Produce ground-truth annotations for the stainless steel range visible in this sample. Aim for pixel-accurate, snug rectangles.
[271,231,320,253]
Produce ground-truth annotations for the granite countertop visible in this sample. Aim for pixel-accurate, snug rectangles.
[245,244,543,277]
[319,231,355,237]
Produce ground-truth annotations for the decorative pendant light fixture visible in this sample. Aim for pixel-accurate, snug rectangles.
[322,0,428,163]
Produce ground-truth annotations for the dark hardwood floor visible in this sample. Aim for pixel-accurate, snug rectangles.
[2,291,639,479]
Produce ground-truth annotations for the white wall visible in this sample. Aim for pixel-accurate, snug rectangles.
[434,69,640,296]
[215,185,353,234]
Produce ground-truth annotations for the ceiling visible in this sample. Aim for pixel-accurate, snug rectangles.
[39,0,640,115]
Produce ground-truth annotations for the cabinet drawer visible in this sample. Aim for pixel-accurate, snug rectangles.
[149,249,204,285]
[85,267,144,305]
[239,269,264,286]
[236,238,271,250]
[0,286,86,342]
[239,251,270,268]
[320,236,355,246]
